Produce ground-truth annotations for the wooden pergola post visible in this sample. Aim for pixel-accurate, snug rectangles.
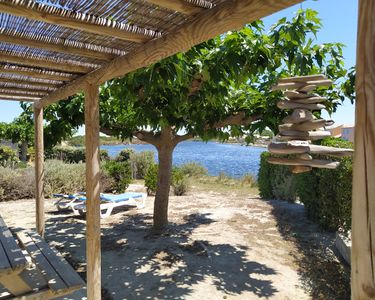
[33,105,44,237]
[84,83,101,299]
[352,0,375,298]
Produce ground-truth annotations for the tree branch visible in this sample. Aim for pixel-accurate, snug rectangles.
[173,132,194,144]
[100,127,114,136]
[206,112,261,129]
[188,73,204,97]
[134,130,160,146]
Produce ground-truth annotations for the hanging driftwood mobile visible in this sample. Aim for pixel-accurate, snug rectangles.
[268,74,354,174]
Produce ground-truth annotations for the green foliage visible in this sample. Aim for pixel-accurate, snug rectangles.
[144,163,158,195]
[115,149,135,162]
[66,135,126,147]
[172,167,189,196]
[50,146,109,163]
[259,138,353,232]
[179,162,208,177]
[102,160,132,193]
[0,167,34,201]
[240,173,257,188]
[0,146,19,166]
[258,152,296,202]
[130,151,155,179]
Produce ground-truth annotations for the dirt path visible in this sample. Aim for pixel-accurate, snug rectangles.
[0,183,350,299]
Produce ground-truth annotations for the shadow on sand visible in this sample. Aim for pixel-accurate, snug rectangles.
[44,211,278,299]
[267,199,350,300]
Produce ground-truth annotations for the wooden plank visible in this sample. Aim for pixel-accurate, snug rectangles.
[0,33,117,62]
[144,0,209,15]
[0,242,12,275]
[35,0,304,108]
[0,272,33,296]
[0,78,59,89]
[34,106,44,237]
[0,94,41,101]
[84,84,101,300]
[27,231,84,290]
[0,216,28,273]
[268,142,354,157]
[278,74,326,83]
[277,100,325,110]
[0,65,76,82]
[272,79,333,91]
[288,96,326,104]
[352,0,375,298]
[0,98,36,102]
[16,231,67,293]
[0,89,47,97]
[0,1,159,43]
[267,157,340,169]
[0,53,95,74]
[0,86,48,95]
[279,119,332,131]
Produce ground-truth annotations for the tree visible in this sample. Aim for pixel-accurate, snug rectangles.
[0,113,34,161]
[21,9,353,230]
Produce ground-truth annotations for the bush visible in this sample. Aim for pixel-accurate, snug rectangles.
[44,160,86,197]
[172,167,189,196]
[258,137,353,232]
[240,173,257,188]
[102,160,132,193]
[0,167,34,201]
[50,146,109,163]
[258,152,296,202]
[179,162,208,177]
[144,163,158,195]
[115,149,135,162]
[0,146,19,167]
[130,151,155,179]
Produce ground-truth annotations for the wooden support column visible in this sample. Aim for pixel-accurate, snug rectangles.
[84,83,101,299]
[352,0,375,298]
[33,105,44,236]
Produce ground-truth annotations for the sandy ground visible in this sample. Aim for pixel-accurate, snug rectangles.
[0,183,350,300]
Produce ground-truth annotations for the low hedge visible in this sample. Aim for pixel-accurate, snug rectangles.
[50,146,109,163]
[258,138,353,232]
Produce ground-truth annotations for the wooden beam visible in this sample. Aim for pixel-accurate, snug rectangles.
[36,0,304,108]
[84,84,101,300]
[33,105,45,236]
[0,85,53,94]
[352,0,375,298]
[0,33,118,62]
[0,98,36,102]
[0,53,95,74]
[0,78,59,89]
[144,0,211,15]
[0,94,40,101]
[0,65,76,82]
[0,1,159,43]
[0,87,48,97]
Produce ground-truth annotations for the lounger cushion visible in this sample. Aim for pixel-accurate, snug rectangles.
[101,192,144,203]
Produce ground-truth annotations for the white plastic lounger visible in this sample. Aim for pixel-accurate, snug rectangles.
[53,193,85,211]
[71,192,146,218]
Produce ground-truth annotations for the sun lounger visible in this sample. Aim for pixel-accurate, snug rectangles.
[71,192,146,218]
[53,193,85,211]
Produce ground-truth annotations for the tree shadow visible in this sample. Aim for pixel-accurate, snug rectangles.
[44,211,278,299]
[266,199,350,300]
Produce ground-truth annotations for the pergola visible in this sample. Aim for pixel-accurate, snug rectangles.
[0,0,372,299]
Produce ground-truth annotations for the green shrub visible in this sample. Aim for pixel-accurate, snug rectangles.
[44,160,86,197]
[51,146,109,163]
[0,167,34,201]
[144,163,158,195]
[115,149,135,162]
[102,160,132,193]
[179,162,208,177]
[259,137,353,232]
[258,152,296,202]
[172,167,189,196]
[130,151,155,179]
[0,146,19,167]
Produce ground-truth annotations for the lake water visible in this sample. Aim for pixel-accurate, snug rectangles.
[101,141,266,178]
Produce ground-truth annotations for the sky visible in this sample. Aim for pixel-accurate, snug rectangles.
[0,0,358,127]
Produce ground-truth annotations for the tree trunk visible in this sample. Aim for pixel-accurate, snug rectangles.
[153,129,174,231]
[20,140,28,162]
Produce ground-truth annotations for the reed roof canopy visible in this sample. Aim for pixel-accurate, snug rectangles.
[0,0,303,107]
